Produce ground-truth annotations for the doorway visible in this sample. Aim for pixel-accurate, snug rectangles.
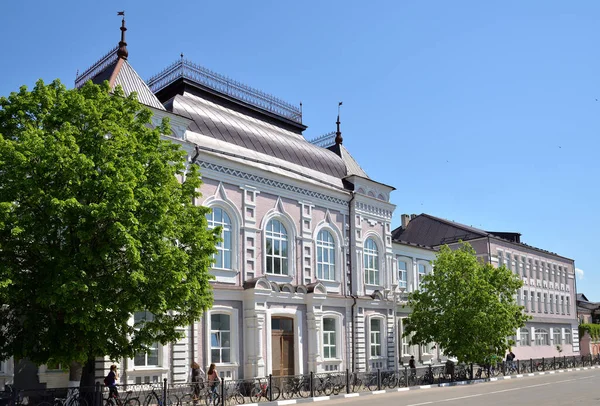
[271,316,295,376]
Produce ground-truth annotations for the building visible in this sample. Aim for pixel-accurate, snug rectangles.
[8,17,420,388]
[576,293,600,324]
[392,213,580,359]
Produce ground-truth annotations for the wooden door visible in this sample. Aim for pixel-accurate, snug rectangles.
[271,317,295,376]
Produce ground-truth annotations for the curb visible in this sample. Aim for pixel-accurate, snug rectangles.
[247,365,600,406]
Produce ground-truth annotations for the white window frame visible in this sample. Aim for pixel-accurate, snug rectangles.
[523,290,529,312]
[316,229,336,282]
[520,328,530,346]
[537,292,542,313]
[364,238,380,286]
[566,296,570,315]
[210,313,232,364]
[552,329,561,345]
[417,261,429,289]
[206,206,233,270]
[265,218,290,276]
[535,329,549,346]
[368,316,385,359]
[322,313,342,361]
[564,328,572,344]
[397,257,409,289]
[530,291,536,312]
[133,311,161,368]
[206,307,239,367]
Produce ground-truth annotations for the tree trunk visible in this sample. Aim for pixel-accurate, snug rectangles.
[79,357,97,389]
[69,361,83,387]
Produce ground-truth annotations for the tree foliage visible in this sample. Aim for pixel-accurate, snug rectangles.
[0,80,219,374]
[403,243,529,364]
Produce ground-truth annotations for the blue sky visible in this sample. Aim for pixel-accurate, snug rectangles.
[1,1,598,300]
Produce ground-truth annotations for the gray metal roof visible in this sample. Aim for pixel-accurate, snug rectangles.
[170,92,348,178]
[113,61,165,110]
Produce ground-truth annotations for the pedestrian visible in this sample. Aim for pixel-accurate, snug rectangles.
[506,350,516,371]
[207,363,220,394]
[409,355,416,376]
[191,362,201,400]
[104,365,119,400]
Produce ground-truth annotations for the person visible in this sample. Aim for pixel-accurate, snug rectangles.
[191,362,201,400]
[207,363,220,395]
[409,355,416,376]
[105,365,119,400]
[506,351,516,371]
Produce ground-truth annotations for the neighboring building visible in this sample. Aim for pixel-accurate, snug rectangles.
[0,358,14,387]
[392,213,580,359]
[577,293,600,324]
[391,240,440,365]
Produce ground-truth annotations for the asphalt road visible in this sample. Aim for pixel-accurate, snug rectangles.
[323,368,600,406]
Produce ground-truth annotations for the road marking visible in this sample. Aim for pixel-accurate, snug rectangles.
[278,401,297,405]
[314,396,330,402]
[405,375,597,406]
[372,390,386,395]
[344,393,359,398]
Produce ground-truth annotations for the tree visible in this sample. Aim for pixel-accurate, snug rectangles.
[0,79,219,386]
[403,243,529,364]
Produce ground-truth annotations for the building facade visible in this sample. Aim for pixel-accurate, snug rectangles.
[393,213,580,359]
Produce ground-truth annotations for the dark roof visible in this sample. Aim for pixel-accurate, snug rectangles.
[75,49,165,111]
[165,90,349,178]
[392,214,487,247]
[392,213,573,260]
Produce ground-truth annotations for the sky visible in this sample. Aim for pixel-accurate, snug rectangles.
[1,1,598,300]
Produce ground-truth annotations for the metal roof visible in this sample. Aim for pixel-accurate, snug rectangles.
[113,61,165,110]
[169,92,348,178]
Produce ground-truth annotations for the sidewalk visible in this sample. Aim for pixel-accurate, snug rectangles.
[248,365,600,406]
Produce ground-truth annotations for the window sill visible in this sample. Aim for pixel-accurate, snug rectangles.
[129,367,169,373]
[265,274,294,284]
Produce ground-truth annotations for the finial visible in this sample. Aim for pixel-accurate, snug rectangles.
[300,102,303,124]
[180,52,184,60]
[335,101,343,145]
[117,11,128,60]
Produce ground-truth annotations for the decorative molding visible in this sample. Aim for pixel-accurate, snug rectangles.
[198,161,349,207]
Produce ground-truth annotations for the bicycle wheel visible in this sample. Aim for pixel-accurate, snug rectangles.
[204,393,219,406]
[269,386,280,401]
[126,399,141,406]
[281,383,295,400]
[366,376,378,391]
[299,379,311,398]
[229,392,245,405]
[249,388,262,403]
[178,394,194,406]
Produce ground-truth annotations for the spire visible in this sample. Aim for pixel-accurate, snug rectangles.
[117,11,128,60]
[335,101,343,145]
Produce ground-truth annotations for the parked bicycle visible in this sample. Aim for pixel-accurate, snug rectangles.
[250,378,280,402]
[105,389,140,406]
[281,376,310,399]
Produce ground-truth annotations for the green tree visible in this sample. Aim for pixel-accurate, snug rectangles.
[403,243,529,364]
[0,79,219,386]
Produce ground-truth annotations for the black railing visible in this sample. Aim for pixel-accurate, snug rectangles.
[2,354,600,406]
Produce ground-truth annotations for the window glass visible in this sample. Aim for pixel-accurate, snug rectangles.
[133,311,159,366]
[535,329,549,346]
[520,328,530,346]
[398,260,407,289]
[564,328,572,344]
[323,318,337,359]
[364,239,379,285]
[418,264,427,287]
[553,329,561,344]
[316,230,335,281]
[370,318,382,357]
[266,219,288,275]
[206,207,232,269]
[211,313,231,363]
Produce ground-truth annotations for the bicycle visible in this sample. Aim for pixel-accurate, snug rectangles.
[105,389,140,406]
[142,387,175,406]
[281,376,310,399]
[250,378,280,402]
[221,381,245,406]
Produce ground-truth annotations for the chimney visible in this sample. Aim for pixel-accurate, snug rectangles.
[401,214,411,229]
[410,213,417,220]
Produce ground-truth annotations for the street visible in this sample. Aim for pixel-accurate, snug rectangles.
[323,368,600,406]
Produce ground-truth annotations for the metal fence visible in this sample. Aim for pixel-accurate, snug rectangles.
[2,354,599,406]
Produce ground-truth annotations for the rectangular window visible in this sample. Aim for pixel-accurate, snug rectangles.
[398,260,408,289]
[521,257,526,277]
[536,261,541,280]
[523,290,529,312]
[537,292,542,313]
[566,296,570,315]
[418,264,427,288]
[543,293,548,313]
[561,296,565,314]
[550,295,554,314]
[553,329,561,345]
[531,292,536,312]
[498,251,504,267]
[555,294,560,314]
[400,319,410,356]
[134,311,159,367]
[323,318,337,359]
[564,328,572,344]
[210,313,231,363]
[370,319,382,357]
[535,329,549,346]
[520,328,530,346]
[528,259,533,279]
[506,254,512,271]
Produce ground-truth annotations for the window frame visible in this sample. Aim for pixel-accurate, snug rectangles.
[564,328,572,344]
[206,206,233,270]
[364,238,380,286]
[368,316,385,359]
[417,261,429,289]
[535,329,549,346]
[265,218,290,276]
[316,229,336,282]
[206,307,239,367]
[322,314,342,361]
[210,313,232,364]
[397,257,409,289]
[520,328,530,346]
[133,311,161,368]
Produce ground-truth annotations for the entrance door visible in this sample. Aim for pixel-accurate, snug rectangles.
[271,317,295,376]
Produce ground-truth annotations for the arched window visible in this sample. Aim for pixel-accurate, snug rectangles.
[364,238,379,285]
[316,230,335,281]
[206,207,232,269]
[535,329,549,346]
[266,219,288,275]
[520,328,530,346]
